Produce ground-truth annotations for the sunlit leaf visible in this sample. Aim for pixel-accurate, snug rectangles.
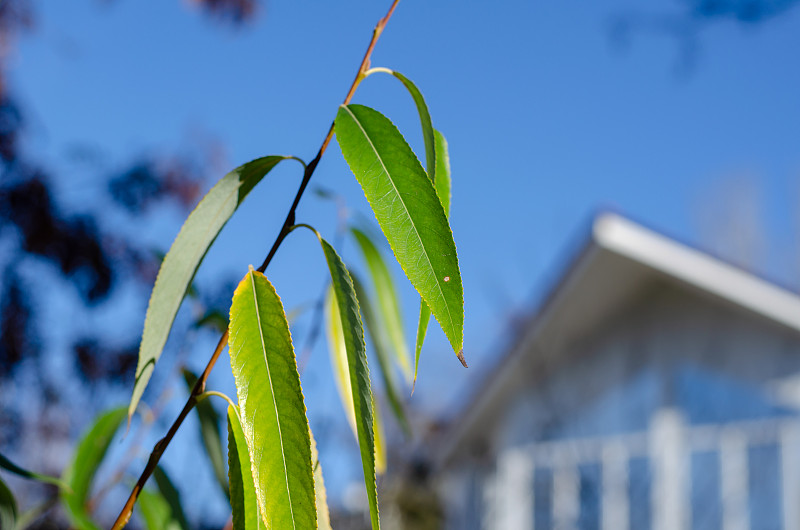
[372,395,387,475]
[61,407,126,530]
[371,69,436,183]
[182,369,228,499]
[413,129,455,390]
[335,104,464,365]
[351,273,411,437]
[351,226,412,382]
[137,487,182,530]
[432,130,452,213]
[310,429,331,530]
[130,156,296,421]
[0,475,17,530]
[227,405,266,530]
[302,227,379,529]
[228,268,316,529]
[152,467,189,530]
[0,453,68,490]
[325,285,357,436]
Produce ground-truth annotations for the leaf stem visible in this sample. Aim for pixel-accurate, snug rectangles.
[196,390,238,411]
[110,2,401,527]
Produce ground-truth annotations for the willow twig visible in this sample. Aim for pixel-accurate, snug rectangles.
[110,2,401,527]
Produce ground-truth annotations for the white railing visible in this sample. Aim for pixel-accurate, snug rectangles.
[482,409,800,530]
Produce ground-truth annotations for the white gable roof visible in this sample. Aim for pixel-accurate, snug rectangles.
[593,214,800,332]
[435,212,800,465]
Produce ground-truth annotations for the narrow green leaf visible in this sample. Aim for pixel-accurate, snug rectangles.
[326,282,394,470]
[351,273,411,437]
[413,129,455,391]
[61,407,126,530]
[432,130,451,212]
[152,467,190,530]
[373,70,436,182]
[0,453,68,490]
[325,285,357,437]
[137,488,183,530]
[193,309,229,334]
[182,369,228,500]
[351,226,412,382]
[413,303,431,394]
[0,475,17,530]
[130,155,295,421]
[227,406,266,530]
[309,429,331,530]
[301,227,379,529]
[335,104,464,364]
[14,499,56,530]
[372,395,387,475]
[228,268,316,529]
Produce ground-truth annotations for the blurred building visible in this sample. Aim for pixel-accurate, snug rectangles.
[433,213,800,530]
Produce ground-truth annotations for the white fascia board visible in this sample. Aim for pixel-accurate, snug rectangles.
[594,213,800,333]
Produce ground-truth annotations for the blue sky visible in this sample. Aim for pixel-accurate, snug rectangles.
[8,0,800,521]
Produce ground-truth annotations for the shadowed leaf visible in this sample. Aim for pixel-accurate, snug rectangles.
[335,105,464,364]
[351,226,412,382]
[0,453,68,490]
[137,487,182,530]
[0,476,17,530]
[182,369,228,499]
[130,156,295,421]
[351,273,411,436]
[228,268,316,529]
[152,467,189,530]
[61,407,126,530]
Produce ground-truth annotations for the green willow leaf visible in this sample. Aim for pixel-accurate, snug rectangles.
[326,278,404,456]
[153,467,190,530]
[335,104,464,365]
[325,285,357,437]
[372,395,387,475]
[369,69,436,182]
[309,429,331,530]
[351,226,412,382]
[300,226,379,529]
[351,273,411,437]
[413,129,455,391]
[432,130,452,213]
[0,453,68,490]
[0,475,17,530]
[130,155,296,421]
[227,406,266,530]
[137,488,182,530]
[182,369,228,499]
[228,268,316,529]
[61,407,126,530]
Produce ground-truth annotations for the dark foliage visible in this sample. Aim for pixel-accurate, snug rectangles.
[0,269,36,373]
[191,0,258,24]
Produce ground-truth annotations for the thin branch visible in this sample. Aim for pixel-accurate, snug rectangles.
[110,1,401,527]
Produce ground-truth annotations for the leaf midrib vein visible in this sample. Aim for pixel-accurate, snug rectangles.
[248,270,297,529]
[342,106,454,337]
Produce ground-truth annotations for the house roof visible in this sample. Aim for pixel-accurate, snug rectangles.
[434,212,800,466]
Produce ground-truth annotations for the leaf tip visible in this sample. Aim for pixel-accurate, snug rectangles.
[456,349,468,368]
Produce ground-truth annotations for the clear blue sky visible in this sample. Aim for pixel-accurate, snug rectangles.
[9,0,800,521]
